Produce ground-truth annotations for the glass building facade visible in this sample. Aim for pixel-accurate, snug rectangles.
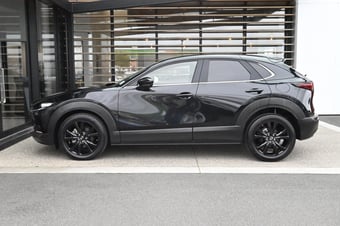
[73,1,295,87]
[0,0,296,147]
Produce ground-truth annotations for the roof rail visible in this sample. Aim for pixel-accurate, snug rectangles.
[246,54,285,63]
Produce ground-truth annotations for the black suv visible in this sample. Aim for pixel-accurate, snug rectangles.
[31,55,318,161]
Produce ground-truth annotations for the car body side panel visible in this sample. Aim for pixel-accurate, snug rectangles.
[118,84,199,143]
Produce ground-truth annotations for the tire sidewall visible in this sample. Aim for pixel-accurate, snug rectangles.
[58,113,108,160]
[245,114,296,161]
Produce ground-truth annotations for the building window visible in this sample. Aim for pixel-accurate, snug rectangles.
[73,0,295,87]
[37,1,68,97]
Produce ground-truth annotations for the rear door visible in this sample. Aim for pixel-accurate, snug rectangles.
[193,59,271,143]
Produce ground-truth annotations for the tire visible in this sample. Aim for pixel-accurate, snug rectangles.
[58,113,108,160]
[245,114,296,161]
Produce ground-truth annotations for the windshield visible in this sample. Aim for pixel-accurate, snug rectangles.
[114,65,153,87]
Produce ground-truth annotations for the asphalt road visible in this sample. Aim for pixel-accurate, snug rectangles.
[1,174,340,226]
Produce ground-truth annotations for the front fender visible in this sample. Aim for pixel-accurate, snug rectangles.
[48,99,120,145]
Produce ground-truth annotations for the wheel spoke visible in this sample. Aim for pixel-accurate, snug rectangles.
[254,134,266,139]
[263,143,270,154]
[87,132,98,137]
[86,140,97,147]
[274,140,286,150]
[276,135,289,139]
[75,122,82,133]
[69,140,80,152]
[267,121,276,134]
[276,129,287,136]
[84,142,94,153]
[256,141,267,150]
[66,130,77,137]
[272,121,278,133]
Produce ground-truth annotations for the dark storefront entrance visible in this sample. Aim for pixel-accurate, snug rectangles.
[0,0,72,147]
[0,0,30,142]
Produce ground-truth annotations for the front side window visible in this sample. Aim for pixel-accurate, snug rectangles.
[207,60,251,82]
[144,61,197,85]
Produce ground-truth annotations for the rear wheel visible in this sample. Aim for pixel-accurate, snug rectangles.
[58,113,108,160]
[245,114,296,161]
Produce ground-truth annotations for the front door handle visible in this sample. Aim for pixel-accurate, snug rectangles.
[176,92,193,99]
[245,88,263,94]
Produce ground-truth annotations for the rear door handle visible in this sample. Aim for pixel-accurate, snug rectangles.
[176,92,193,99]
[245,88,263,94]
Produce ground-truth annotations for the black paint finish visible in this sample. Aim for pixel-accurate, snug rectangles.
[31,55,318,149]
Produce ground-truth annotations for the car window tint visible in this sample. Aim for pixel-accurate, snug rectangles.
[208,60,250,82]
[145,61,197,85]
[249,62,271,78]
[261,62,294,79]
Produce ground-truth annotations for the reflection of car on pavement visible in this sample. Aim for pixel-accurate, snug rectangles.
[31,55,318,161]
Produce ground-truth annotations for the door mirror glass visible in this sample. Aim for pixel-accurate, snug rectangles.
[137,77,153,90]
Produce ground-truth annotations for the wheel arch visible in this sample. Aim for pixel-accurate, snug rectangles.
[236,97,305,140]
[47,100,120,148]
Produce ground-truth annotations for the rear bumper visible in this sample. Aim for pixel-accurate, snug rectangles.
[298,114,319,140]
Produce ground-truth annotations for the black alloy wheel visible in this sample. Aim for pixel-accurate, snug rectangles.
[246,114,296,161]
[59,113,108,160]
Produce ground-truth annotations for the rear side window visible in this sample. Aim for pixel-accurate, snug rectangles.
[207,60,251,82]
[261,62,294,79]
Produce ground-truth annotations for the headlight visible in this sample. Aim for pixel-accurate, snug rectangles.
[40,102,53,108]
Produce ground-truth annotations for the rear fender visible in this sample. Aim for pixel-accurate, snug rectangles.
[236,97,305,129]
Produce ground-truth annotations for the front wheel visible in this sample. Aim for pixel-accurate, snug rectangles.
[245,114,296,161]
[58,113,108,160]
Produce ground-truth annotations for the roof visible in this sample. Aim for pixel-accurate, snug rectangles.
[157,54,285,65]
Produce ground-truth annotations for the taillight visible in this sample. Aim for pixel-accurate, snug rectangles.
[293,82,314,91]
[293,81,315,113]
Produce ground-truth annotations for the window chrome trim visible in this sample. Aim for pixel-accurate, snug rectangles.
[258,63,275,79]
[125,62,276,87]
[198,78,263,85]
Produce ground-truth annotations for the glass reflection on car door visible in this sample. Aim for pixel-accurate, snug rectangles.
[193,59,271,143]
[118,61,201,143]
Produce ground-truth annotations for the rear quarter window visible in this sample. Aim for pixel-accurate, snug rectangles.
[249,62,271,78]
[260,62,295,80]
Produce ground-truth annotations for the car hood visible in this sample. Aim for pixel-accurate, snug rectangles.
[31,87,118,110]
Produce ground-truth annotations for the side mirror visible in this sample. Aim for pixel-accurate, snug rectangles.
[137,77,153,90]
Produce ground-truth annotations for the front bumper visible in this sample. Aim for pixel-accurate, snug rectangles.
[298,114,319,140]
[32,130,54,145]
[31,107,55,145]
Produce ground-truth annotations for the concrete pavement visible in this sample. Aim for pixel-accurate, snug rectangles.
[1,174,340,226]
[0,122,339,173]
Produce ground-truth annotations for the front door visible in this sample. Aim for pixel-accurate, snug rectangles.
[118,60,201,143]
